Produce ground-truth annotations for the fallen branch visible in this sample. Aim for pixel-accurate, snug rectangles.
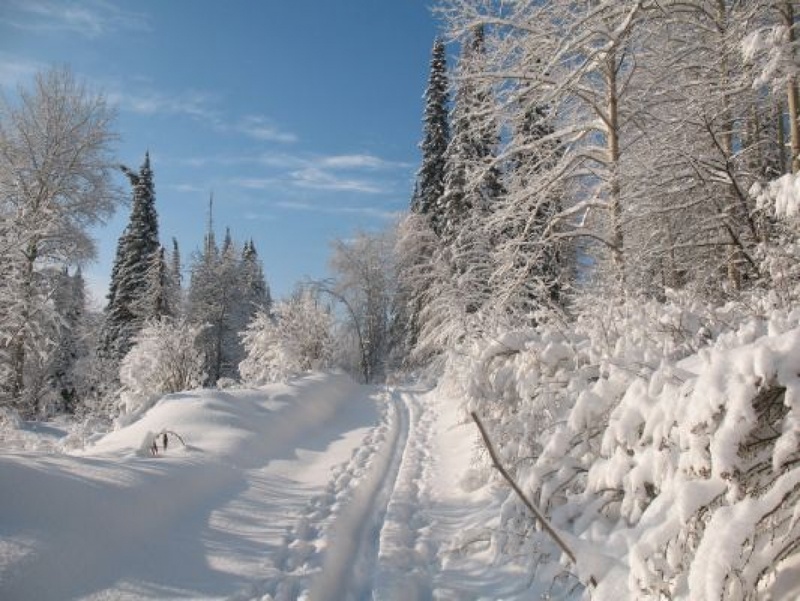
[470,411,597,589]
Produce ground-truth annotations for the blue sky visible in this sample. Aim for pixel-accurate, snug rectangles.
[0,0,441,302]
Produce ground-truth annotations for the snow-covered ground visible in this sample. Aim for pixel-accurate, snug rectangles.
[0,372,539,600]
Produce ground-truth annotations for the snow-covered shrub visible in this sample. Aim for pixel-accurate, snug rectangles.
[751,174,800,307]
[117,319,205,424]
[453,290,800,598]
[239,288,334,385]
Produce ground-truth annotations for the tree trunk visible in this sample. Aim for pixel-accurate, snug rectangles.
[605,47,625,285]
[783,1,800,173]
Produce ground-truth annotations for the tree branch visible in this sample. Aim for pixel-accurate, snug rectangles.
[471,411,597,590]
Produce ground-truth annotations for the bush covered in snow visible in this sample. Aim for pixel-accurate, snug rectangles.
[239,288,335,385]
[452,290,800,599]
[117,319,206,425]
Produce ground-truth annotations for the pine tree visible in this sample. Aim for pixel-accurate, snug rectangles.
[413,38,450,225]
[98,152,161,364]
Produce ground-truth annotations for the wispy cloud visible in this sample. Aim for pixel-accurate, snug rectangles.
[243,211,277,222]
[319,154,411,170]
[234,115,298,143]
[1,0,151,38]
[229,177,280,190]
[168,183,207,194]
[212,150,412,195]
[106,87,222,123]
[0,54,45,87]
[275,200,400,220]
[104,83,299,147]
[289,167,384,194]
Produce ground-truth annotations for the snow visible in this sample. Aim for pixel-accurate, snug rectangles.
[0,372,543,600]
[4,300,800,600]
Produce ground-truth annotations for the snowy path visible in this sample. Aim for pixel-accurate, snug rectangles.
[0,374,541,600]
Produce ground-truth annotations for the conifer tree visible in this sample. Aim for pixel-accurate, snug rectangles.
[98,152,160,364]
[437,25,503,243]
[413,38,450,226]
[187,213,271,384]
[491,97,566,316]
[437,25,504,316]
[241,240,271,315]
[168,237,183,317]
[136,245,172,320]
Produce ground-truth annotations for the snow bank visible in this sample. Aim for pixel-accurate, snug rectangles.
[450,293,800,599]
[0,372,372,600]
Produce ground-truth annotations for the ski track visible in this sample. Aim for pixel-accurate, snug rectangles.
[372,390,438,601]
[242,386,442,601]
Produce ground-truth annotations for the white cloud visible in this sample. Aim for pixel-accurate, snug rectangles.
[289,167,384,194]
[229,177,280,190]
[235,115,298,143]
[168,183,207,194]
[106,87,221,123]
[319,154,411,170]
[0,54,44,88]
[243,211,276,221]
[1,0,151,38]
[275,200,400,220]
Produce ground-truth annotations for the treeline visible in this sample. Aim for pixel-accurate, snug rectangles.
[0,68,274,419]
[394,0,800,365]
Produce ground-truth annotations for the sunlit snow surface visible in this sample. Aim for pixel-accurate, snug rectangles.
[0,372,537,600]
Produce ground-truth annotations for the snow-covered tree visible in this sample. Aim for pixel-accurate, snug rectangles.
[413,37,450,222]
[0,66,119,416]
[392,213,440,367]
[97,152,160,365]
[47,267,87,414]
[324,231,395,384]
[117,318,206,424]
[239,286,334,385]
[437,24,503,246]
[239,239,271,323]
[167,237,183,318]
[188,220,271,384]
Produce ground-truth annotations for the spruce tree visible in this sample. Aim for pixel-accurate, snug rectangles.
[98,152,161,364]
[437,25,503,243]
[136,245,172,320]
[413,38,450,225]
[168,237,183,317]
[241,240,271,315]
[187,219,272,383]
[437,25,504,315]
